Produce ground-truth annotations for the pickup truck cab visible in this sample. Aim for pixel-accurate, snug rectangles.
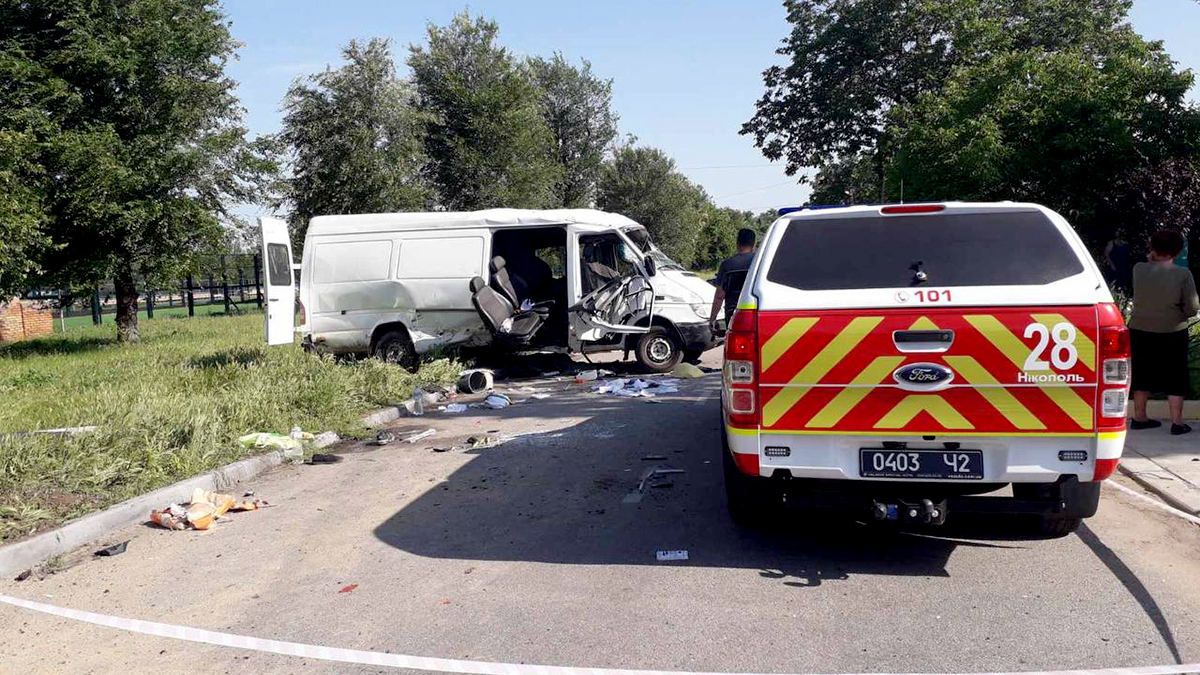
[721,202,1129,535]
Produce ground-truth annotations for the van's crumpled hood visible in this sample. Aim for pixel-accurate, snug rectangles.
[655,269,716,304]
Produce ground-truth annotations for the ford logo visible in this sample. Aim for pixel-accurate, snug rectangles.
[893,362,954,391]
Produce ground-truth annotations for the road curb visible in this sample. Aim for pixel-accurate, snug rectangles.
[0,421,355,580]
[1116,462,1200,516]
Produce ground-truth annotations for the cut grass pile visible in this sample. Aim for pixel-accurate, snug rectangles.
[0,312,459,542]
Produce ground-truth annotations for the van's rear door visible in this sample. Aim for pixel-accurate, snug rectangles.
[753,205,1107,437]
[259,217,295,346]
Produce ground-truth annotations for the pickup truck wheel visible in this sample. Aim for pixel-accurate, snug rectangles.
[1039,515,1082,537]
[722,440,771,526]
[373,330,417,372]
[636,327,682,373]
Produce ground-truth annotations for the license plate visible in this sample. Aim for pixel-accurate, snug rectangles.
[859,449,984,480]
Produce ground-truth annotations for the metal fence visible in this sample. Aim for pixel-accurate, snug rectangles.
[26,253,265,329]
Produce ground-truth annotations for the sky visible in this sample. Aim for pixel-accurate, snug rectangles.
[224,0,1200,215]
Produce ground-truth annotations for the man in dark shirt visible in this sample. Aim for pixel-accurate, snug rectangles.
[709,228,756,330]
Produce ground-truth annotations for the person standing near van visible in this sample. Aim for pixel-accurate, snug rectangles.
[710,228,757,329]
[1128,229,1200,435]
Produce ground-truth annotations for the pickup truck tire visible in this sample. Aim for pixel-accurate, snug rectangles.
[635,327,682,373]
[722,439,772,526]
[1039,515,1083,537]
[373,330,417,372]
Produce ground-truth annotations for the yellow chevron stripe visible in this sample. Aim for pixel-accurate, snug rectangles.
[966,314,1095,428]
[761,316,883,426]
[909,316,939,330]
[876,395,974,429]
[760,317,819,372]
[964,315,1029,369]
[943,356,1045,430]
[1040,386,1094,429]
[1031,313,1095,372]
[807,356,905,428]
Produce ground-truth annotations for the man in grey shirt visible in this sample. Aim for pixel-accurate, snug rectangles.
[709,228,757,329]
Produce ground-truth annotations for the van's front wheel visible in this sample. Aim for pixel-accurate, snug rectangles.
[373,330,417,372]
[635,327,682,373]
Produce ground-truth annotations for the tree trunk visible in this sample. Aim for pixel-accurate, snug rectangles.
[114,268,140,344]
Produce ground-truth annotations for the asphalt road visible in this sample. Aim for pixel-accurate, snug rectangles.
[2,350,1199,674]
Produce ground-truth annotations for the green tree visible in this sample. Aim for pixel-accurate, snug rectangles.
[278,39,431,249]
[597,145,708,267]
[0,130,47,297]
[527,53,619,208]
[891,42,1200,247]
[743,0,1140,178]
[408,12,559,210]
[694,206,754,270]
[0,0,274,342]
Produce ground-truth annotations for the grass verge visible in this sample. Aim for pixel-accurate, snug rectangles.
[0,312,458,542]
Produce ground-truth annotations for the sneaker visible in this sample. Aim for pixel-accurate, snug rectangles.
[1170,423,1192,436]
[1129,418,1163,430]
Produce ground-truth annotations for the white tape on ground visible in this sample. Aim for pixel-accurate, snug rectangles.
[1,594,1198,675]
[1106,479,1200,527]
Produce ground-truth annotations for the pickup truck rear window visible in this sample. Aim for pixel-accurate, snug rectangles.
[766,211,1085,290]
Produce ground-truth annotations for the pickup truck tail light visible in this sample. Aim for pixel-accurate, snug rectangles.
[1094,302,1128,480]
[724,309,759,427]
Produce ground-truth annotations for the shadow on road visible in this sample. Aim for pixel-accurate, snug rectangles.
[374,374,1052,587]
[1077,524,1183,664]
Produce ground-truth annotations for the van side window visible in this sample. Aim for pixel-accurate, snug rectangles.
[267,243,292,287]
[396,237,483,279]
[312,240,393,284]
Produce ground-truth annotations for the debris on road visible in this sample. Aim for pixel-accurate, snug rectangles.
[642,455,668,461]
[339,583,358,594]
[13,569,32,582]
[458,369,494,393]
[670,362,705,378]
[441,403,468,413]
[373,430,396,446]
[94,541,128,557]
[656,550,689,562]
[403,428,437,444]
[148,489,268,532]
[482,393,511,409]
[309,453,342,464]
[238,431,310,451]
[593,378,680,398]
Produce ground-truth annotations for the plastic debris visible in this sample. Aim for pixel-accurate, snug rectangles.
[593,378,679,398]
[457,369,494,394]
[656,550,689,562]
[94,541,128,557]
[13,569,32,582]
[238,431,309,451]
[404,428,437,443]
[411,388,426,416]
[483,393,511,409]
[670,362,705,379]
[339,584,358,594]
[441,403,468,413]
[373,430,396,446]
[149,491,267,532]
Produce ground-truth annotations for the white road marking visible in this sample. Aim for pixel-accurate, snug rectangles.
[2,593,1198,675]
[1105,480,1200,527]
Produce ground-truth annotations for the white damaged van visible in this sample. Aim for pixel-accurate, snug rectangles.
[258,209,719,371]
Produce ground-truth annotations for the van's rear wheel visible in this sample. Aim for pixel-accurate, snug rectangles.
[373,330,417,372]
[635,327,682,373]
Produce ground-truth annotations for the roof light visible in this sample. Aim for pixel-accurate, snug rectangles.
[881,204,945,215]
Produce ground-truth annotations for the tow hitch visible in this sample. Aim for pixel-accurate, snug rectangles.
[872,498,948,526]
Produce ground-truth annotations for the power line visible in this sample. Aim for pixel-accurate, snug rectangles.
[714,179,800,200]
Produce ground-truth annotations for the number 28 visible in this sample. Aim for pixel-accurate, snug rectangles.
[1023,322,1078,370]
